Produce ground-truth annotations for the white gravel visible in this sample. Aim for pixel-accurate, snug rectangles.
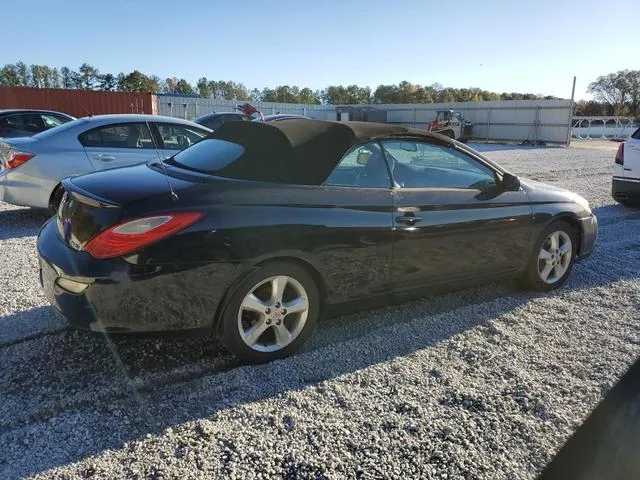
[1,140,639,479]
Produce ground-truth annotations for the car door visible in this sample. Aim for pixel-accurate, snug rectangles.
[154,122,210,159]
[380,139,533,292]
[317,141,395,302]
[79,122,158,170]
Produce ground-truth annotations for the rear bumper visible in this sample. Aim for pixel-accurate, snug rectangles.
[612,177,640,203]
[577,213,598,259]
[36,218,235,333]
[0,170,54,209]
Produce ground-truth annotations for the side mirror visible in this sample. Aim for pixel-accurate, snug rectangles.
[501,172,521,191]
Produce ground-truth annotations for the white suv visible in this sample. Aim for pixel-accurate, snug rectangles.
[613,128,640,206]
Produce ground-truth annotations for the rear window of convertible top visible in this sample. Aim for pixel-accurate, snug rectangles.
[166,138,245,174]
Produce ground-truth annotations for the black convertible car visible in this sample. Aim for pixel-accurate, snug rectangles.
[37,120,597,363]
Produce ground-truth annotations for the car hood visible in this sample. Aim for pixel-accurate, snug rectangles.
[519,177,590,210]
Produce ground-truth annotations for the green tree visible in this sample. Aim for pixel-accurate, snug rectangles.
[574,100,607,116]
[322,85,371,104]
[30,64,49,87]
[208,80,250,100]
[297,87,321,104]
[60,67,76,89]
[118,70,159,93]
[588,70,638,115]
[174,79,194,95]
[197,77,211,98]
[0,64,21,87]
[98,73,118,91]
[78,63,99,89]
[15,61,30,87]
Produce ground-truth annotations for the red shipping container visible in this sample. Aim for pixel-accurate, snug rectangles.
[0,87,157,118]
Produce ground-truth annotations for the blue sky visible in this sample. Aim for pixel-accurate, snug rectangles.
[2,0,638,100]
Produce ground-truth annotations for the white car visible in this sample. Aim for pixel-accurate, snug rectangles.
[0,114,211,211]
[613,127,640,206]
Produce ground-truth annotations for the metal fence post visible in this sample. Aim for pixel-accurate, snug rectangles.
[486,106,492,141]
[412,108,416,127]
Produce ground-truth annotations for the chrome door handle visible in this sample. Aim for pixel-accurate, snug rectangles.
[94,154,116,161]
[396,215,422,226]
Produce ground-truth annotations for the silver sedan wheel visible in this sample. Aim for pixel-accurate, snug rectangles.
[237,275,309,353]
[537,230,572,284]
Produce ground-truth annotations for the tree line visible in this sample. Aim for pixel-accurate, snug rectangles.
[0,62,637,116]
[0,61,564,106]
[577,70,640,117]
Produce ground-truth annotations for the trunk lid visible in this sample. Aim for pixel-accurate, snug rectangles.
[56,162,200,250]
[0,137,37,171]
[67,162,198,205]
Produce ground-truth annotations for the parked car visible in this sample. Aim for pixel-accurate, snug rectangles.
[37,120,597,363]
[612,127,640,206]
[194,112,245,131]
[0,114,211,211]
[0,109,75,138]
[254,114,312,122]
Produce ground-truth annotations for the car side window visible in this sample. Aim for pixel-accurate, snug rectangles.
[202,116,223,130]
[79,123,155,149]
[156,123,208,150]
[380,140,497,190]
[324,142,391,188]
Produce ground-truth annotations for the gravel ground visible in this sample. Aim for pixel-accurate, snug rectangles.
[1,140,639,479]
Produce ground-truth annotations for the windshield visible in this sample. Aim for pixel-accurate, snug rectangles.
[166,138,245,174]
[32,118,88,139]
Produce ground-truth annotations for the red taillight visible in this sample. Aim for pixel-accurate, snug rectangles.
[83,212,204,259]
[6,151,35,169]
[615,143,624,166]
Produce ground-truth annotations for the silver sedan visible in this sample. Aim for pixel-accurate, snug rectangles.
[0,114,211,211]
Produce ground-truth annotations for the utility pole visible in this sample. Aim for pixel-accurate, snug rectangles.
[566,76,576,147]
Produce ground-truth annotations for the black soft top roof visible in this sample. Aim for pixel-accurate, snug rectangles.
[210,119,447,184]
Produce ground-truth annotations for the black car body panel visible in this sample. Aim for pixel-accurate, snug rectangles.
[612,176,640,204]
[37,120,598,334]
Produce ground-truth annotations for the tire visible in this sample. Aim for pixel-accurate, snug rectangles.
[49,185,65,215]
[220,262,320,364]
[521,220,577,291]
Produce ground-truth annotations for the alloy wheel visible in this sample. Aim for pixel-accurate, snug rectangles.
[237,275,309,352]
[537,230,572,284]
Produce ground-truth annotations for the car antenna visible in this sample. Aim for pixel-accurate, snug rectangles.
[79,104,93,117]
[146,121,179,202]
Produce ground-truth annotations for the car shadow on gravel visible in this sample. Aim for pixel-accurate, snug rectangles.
[0,208,50,241]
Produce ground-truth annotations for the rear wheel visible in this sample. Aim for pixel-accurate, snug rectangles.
[220,262,319,363]
[48,185,65,215]
[522,221,577,291]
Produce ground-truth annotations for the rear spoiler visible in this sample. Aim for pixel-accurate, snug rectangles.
[61,178,120,208]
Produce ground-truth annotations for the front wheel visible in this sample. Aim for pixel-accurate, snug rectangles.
[521,221,577,291]
[220,262,319,363]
